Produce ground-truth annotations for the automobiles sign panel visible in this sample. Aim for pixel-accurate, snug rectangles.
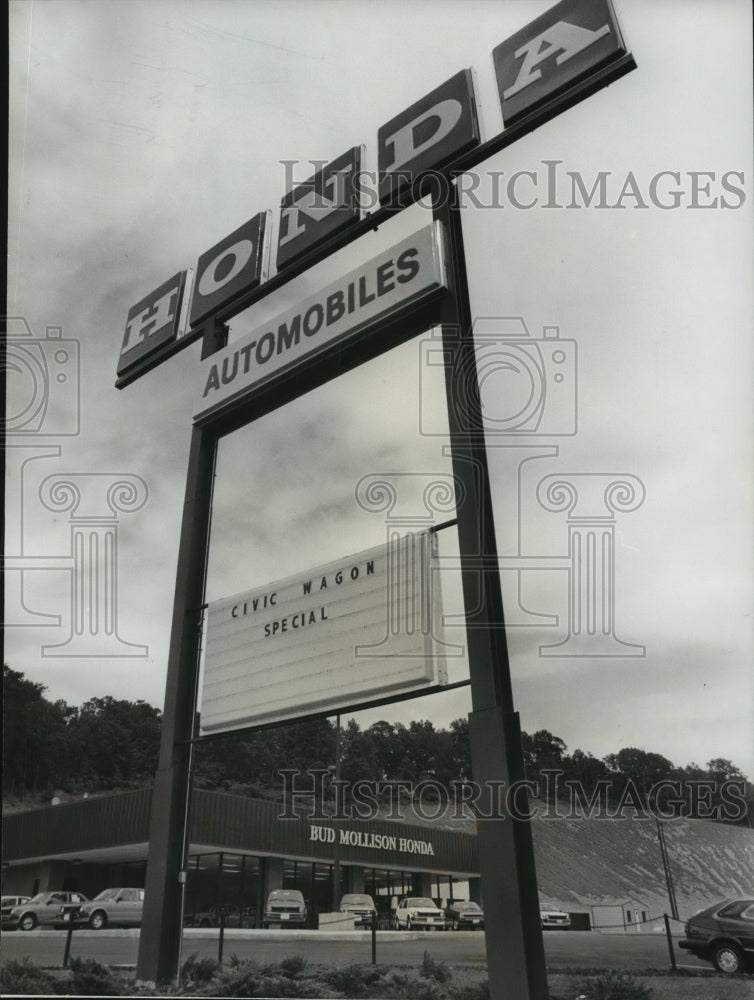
[194,221,447,424]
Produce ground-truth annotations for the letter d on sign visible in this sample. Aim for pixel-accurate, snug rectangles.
[378,69,480,204]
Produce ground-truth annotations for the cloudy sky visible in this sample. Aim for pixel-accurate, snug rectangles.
[7,0,753,777]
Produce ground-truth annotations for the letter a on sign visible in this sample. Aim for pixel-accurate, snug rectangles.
[493,0,627,126]
[190,211,269,328]
[378,69,480,204]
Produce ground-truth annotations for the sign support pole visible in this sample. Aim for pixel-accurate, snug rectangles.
[136,323,225,985]
[433,180,548,1000]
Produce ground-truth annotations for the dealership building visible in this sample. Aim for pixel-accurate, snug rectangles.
[1,788,479,925]
[4,785,753,931]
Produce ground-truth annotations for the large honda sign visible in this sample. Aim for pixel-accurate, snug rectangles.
[199,532,449,733]
[117,0,630,389]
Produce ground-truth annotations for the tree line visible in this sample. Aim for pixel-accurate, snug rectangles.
[3,665,751,824]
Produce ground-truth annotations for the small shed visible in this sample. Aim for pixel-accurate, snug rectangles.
[590,897,656,933]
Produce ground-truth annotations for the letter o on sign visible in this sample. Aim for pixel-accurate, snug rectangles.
[190,211,268,327]
[197,240,254,297]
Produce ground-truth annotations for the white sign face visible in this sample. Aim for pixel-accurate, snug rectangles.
[309,825,435,856]
[194,222,447,423]
[200,532,448,733]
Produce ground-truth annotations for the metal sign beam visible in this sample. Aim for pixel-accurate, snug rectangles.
[432,178,548,998]
[136,326,224,984]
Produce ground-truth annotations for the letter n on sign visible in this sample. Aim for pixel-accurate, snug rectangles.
[377,69,480,205]
[493,0,628,126]
[277,147,363,271]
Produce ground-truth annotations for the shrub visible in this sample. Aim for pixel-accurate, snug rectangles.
[574,969,652,1000]
[180,952,221,987]
[278,954,308,978]
[372,968,451,1000]
[0,957,60,996]
[320,962,384,997]
[208,958,340,998]
[208,958,263,996]
[66,956,122,996]
[251,972,335,997]
[452,980,490,1000]
[421,950,452,983]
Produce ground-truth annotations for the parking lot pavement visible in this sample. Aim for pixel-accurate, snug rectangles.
[0,928,714,974]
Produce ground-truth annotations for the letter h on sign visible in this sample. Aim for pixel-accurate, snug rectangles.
[118,272,186,378]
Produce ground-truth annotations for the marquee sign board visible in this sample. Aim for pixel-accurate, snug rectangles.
[189,211,270,328]
[377,68,480,204]
[199,532,448,733]
[194,221,448,424]
[117,271,187,378]
[493,0,627,126]
[277,146,364,271]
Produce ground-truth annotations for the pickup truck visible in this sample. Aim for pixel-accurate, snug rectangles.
[338,893,377,927]
[540,909,571,929]
[263,889,307,929]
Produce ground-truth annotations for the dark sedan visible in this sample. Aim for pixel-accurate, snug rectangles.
[185,904,242,928]
[678,897,754,974]
[445,900,484,930]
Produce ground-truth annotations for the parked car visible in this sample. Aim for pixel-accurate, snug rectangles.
[4,891,88,931]
[393,896,446,931]
[541,909,571,930]
[1,896,31,929]
[338,893,377,927]
[262,889,307,929]
[75,888,144,929]
[185,904,242,928]
[445,900,484,930]
[678,897,754,974]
